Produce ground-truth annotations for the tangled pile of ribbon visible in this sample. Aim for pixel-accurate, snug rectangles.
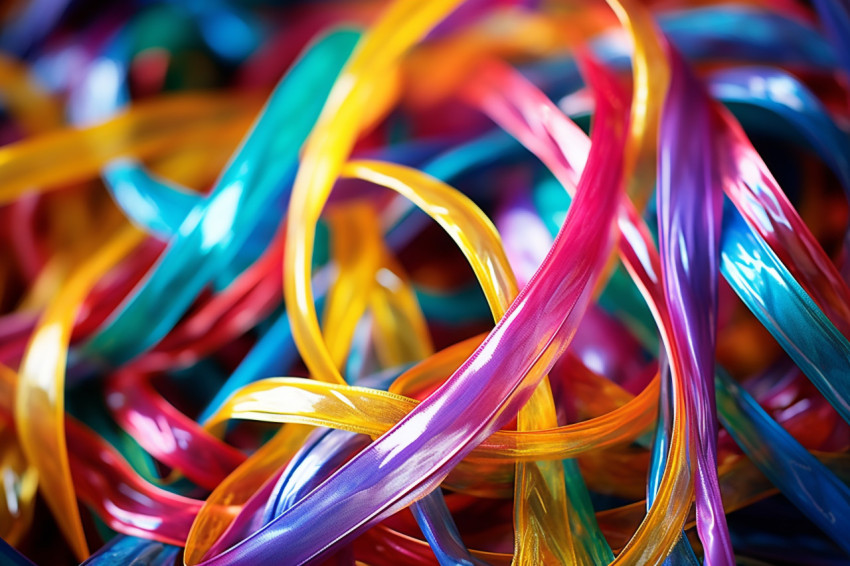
[0,0,849,564]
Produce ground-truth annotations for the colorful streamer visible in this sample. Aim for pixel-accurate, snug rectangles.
[0,1,849,565]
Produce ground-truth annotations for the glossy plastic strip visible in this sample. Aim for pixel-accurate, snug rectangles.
[719,207,850,425]
[459,54,694,566]
[200,55,624,565]
[657,48,732,565]
[282,0,464,387]
[84,29,361,364]
[15,226,143,560]
[0,94,258,204]
[715,369,850,553]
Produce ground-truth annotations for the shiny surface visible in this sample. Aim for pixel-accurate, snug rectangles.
[603,0,668,210]
[67,416,204,545]
[106,368,246,491]
[204,371,656,461]
[657,50,732,565]
[184,425,312,565]
[282,0,463,387]
[81,535,179,566]
[1,1,850,564]
[15,226,143,560]
[720,208,850,424]
[462,54,694,564]
[0,95,257,204]
[717,105,850,338]
[201,51,625,564]
[85,29,362,364]
[716,368,850,553]
[353,130,579,562]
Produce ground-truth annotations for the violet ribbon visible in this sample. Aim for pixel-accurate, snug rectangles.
[198,56,626,566]
[657,47,733,565]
